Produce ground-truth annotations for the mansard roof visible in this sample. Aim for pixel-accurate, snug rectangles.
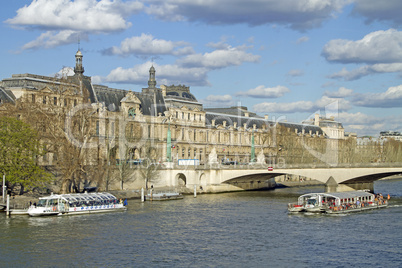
[93,85,126,111]
[205,107,325,136]
[164,84,198,102]
[0,73,97,103]
[205,111,274,130]
[93,84,167,116]
[67,74,97,103]
[279,122,325,136]
[205,106,258,117]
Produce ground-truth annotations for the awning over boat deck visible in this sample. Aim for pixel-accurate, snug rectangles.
[299,191,373,200]
[61,193,117,203]
[39,192,118,203]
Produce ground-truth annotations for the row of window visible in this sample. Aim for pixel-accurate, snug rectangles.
[175,111,203,121]
[31,94,78,107]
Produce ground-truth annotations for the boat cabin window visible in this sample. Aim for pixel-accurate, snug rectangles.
[307,199,317,205]
[37,199,47,207]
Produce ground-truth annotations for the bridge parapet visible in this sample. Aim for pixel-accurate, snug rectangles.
[160,162,402,171]
[155,162,402,193]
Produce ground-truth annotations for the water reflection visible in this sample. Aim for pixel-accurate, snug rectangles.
[0,179,401,267]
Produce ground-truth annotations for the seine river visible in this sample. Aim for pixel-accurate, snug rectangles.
[1,178,402,267]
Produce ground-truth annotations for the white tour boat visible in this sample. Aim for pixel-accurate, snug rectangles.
[27,192,127,217]
[288,191,389,214]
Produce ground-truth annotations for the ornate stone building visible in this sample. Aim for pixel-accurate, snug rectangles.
[1,50,354,190]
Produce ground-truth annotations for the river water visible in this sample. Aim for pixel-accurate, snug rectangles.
[1,178,402,267]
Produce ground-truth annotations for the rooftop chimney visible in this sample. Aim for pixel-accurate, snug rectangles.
[314,113,320,126]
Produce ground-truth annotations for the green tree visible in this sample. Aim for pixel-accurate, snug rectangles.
[139,140,161,189]
[0,117,52,194]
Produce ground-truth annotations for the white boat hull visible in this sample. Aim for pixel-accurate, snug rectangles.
[27,192,127,217]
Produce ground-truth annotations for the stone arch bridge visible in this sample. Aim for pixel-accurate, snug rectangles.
[158,164,402,193]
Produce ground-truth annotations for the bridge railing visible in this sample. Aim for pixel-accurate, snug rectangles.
[159,161,402,170]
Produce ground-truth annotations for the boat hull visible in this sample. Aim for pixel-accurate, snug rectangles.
[28,206,126,216]
[288,191,389,215]
[325,203,388,214]
[27,192,127,217]
[147,192,183,201]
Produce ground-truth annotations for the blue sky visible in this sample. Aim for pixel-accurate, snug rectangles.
[1,0,402,137]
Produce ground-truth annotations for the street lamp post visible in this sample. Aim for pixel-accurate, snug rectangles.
[251,130,255,163]
[166,118,172,162]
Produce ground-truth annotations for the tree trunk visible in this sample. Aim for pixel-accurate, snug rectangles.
[19,184,25,196]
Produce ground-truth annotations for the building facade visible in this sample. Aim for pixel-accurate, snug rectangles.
[1,50,363,191]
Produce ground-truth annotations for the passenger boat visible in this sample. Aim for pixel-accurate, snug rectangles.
[27,192,127,217]
[146,190,183,201]
[288,191,388,214]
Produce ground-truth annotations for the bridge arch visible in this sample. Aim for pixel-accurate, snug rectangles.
[199,173,206,187]
[341,171,402,184]
[222,172,277,190]
[175,173,187,186]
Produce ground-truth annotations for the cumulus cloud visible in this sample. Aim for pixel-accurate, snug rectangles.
[54,66,75,78]
[236,85,290,98]
[6,0,143,32]
[324,87,353,98]
[99,39,260,86]
[6,0,143,50]
[324,29,402,80]
[20,30,87,50]
[322,29,402,64]
[328,64,402,81]
[338,111,380,125]
[100,62,209,86]
[177,45,260,69]
[352,0,402,26]
[296,36,310,44]
[102,33,194,56]
[201,95,234,107]
[253,101,315,113]
[253,96,350,113]
[353,84,402,108]
[337,112,393,136]
[145,0,350,31]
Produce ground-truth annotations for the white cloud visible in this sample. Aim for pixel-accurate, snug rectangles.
[324,30,402,80]
[101,62,209,86]
[322,29,402,64]
[177,45,260,69]
[103,33,194,56]
[200,94,234,107]
[236,85,290,98]
[353,84,402,108]
[296,36,309,44]
[6,0,143,32]
[352,0,402,26]
[54,66,75,78]
[329,63,402,81]
[315,96,351,111]
[20,30,86,50]
[253,101,315,113]
[145,0,350,31]
[338,111,379,125]
[324,87,353,98]
[253,96,350,113]
[337,111,396,136]
[99,40,260,86]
